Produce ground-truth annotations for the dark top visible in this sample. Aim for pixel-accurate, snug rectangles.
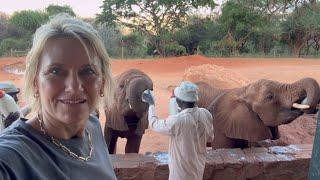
[0,116,117,180]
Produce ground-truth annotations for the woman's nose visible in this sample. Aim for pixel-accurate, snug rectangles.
[65,73,84,92]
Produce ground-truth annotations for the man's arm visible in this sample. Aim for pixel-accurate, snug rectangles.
[148,105,176,135]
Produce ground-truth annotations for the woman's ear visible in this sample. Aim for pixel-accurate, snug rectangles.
[210,93,272,142]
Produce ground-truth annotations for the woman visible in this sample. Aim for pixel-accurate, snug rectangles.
[0,14,117,180]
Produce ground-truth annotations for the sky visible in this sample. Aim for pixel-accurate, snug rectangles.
[0,0,104,18]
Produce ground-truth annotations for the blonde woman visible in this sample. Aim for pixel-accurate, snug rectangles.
[0,14,117,180]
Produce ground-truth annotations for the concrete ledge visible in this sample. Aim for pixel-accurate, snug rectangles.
[110,144,312,180]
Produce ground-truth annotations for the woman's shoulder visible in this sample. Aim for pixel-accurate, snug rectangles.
[0,119,39,155]
[0,124,29,160]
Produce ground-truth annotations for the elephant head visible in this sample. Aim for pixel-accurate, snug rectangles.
[105,69,153,135]
[206,77,320,149]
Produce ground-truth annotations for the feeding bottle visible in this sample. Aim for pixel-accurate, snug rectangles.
[0,90,23,129]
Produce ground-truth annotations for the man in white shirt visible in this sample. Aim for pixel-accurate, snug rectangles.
[142,81,213,180]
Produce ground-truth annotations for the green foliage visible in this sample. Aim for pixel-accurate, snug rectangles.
[0,12,9,41]
[45,5,76,17]
[95,24,122,57]
[164,43,186,57]
[174,16,222,54]
[122,32,148,58]
[280,2,320,56]
[9,10,48,33]
[0,37,30,56]
[218,0,267,53]
[97,0,217,56]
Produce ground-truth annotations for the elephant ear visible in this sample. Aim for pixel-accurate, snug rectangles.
[209,93,272,141]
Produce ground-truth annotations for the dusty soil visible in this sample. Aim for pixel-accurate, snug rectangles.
[1,55,320,154]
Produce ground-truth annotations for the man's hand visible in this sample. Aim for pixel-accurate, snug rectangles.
[142,89,155,105]
[4,111,20,128]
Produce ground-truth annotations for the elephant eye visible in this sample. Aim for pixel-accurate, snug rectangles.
[265,93,274,101]
[119,84,124,88]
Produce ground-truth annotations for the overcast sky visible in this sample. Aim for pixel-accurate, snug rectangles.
[0,0,104,18]
[0,0,225,18]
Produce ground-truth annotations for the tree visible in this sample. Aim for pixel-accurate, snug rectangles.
[95,24,123,57]
[96,0,216,56]
[281,2,320,57]
[218,0,267,54]
[174,16,221,55]
[45,5,76,17]
[0,12,9,41]
[9,10,48,33]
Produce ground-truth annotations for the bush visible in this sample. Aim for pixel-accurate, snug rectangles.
[122,32,148,58]
[164,43,186,57]
[0,38,30,56]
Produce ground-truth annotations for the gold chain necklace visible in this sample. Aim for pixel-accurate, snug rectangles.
[37,114,93,162]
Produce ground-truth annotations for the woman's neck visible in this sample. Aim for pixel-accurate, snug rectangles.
[27,114,86,139]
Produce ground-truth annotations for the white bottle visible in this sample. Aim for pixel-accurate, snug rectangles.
[168,90,180,116]
[0,90,23,130]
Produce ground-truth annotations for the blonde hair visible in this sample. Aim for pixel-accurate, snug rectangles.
[23,13,114,113]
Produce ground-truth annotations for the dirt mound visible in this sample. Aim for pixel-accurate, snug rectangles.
[183,64,250,89]
[279,114,316,144]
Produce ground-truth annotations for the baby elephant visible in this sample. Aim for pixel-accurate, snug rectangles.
[196,77,320,149]
[104,69,153,154]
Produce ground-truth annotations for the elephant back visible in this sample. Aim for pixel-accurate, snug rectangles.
[195,81,225,109]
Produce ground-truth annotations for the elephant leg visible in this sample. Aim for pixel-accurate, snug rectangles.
[231,138,248,149]
[104,127,119,154]
[125,133,142,153]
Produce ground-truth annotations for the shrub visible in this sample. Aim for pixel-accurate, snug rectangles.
[0,37,30,56]
[122,32,148,58]
[164,43,186,57]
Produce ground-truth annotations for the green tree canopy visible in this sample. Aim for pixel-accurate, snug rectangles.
[280,1,320,57]
[45,4,76,17]
[9,10,48,33]
[218,0,267,53]
[96,0,217,56]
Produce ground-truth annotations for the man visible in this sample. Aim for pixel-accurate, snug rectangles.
[142,81,213,180]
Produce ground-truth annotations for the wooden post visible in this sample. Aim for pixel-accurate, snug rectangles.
[308,112,320,179]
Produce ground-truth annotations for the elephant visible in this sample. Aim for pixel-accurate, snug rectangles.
[104,69,153,154]
[195,77,320,149]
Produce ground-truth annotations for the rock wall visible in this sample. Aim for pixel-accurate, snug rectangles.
[111,144,312,180]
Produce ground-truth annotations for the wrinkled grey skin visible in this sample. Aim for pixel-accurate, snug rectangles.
[196,78,320,149]
[104,69,153,154]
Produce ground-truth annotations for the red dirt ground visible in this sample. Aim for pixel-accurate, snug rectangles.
[1,55,320,154]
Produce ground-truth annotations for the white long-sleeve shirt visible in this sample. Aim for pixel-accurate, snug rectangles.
[148,105,213,180]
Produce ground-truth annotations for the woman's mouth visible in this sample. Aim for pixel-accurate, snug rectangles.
[59,99,87,104]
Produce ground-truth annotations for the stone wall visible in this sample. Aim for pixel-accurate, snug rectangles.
[110,144,312,180]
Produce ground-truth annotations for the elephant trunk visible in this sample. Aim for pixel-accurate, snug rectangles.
[291,78,320,113]
[127,77,153,116]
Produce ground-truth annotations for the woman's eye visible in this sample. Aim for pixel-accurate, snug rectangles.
[49,67,61,75]
[80,68,96,75]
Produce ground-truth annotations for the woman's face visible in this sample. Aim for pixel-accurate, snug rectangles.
[36,37,103,126]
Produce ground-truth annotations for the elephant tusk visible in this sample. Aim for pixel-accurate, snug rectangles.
[128,102,133,109]
[292,103,310,109]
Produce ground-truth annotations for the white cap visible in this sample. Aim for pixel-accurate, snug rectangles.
[174,81,199,102]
